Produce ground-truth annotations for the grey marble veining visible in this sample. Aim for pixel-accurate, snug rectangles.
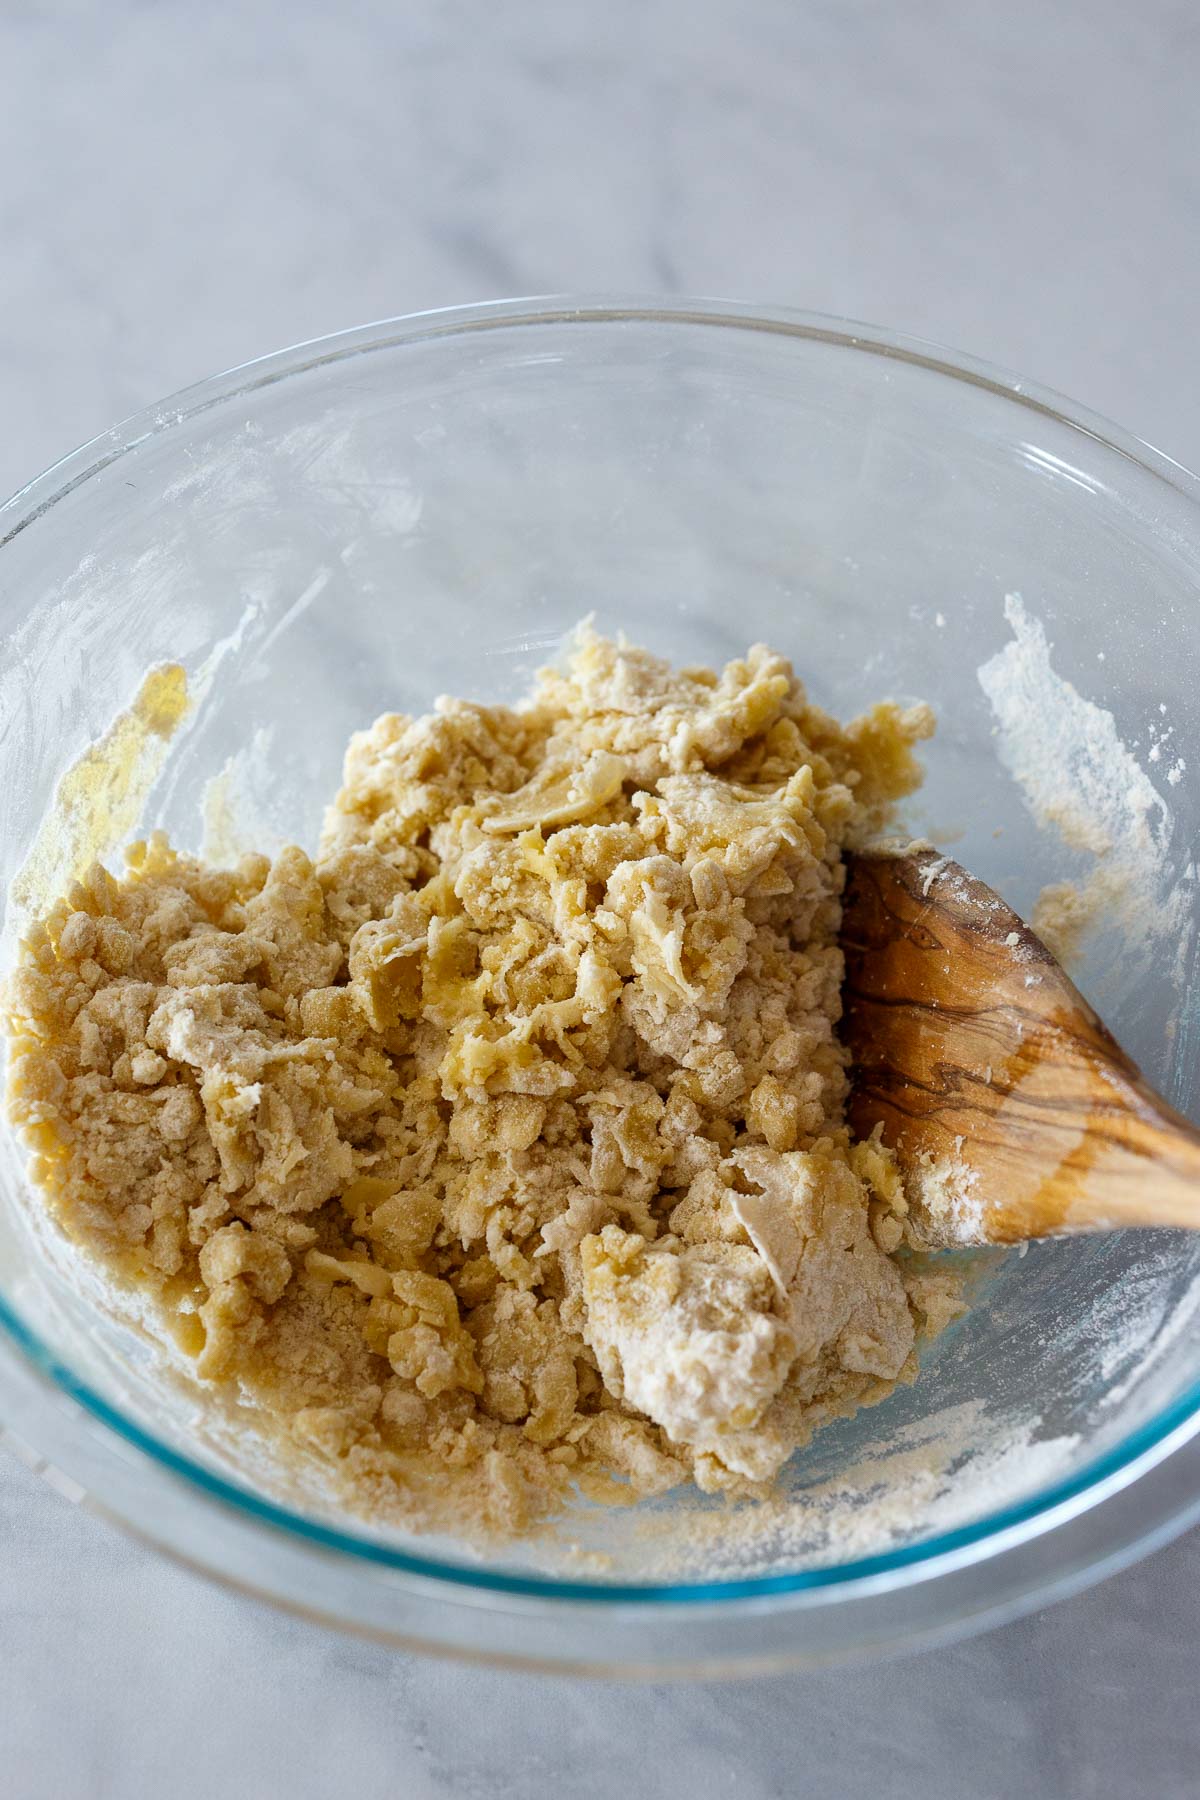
[1,3,1198,1796]
[2,0,1199,504]
[3,1451,1197,1800]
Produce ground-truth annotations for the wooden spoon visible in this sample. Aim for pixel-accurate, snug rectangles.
[839,847,1200,1246]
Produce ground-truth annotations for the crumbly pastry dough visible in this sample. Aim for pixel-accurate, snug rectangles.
[5,631,962,1539]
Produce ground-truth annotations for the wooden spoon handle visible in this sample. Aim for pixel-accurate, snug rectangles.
[842,851,1200,1243]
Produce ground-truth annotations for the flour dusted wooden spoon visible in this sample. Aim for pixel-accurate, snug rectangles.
[839,847,1200,1246]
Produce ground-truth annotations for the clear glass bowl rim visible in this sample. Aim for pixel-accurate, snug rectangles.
[2,292,1200,1610]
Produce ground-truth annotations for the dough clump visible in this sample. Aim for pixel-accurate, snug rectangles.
[5,630,961,1539]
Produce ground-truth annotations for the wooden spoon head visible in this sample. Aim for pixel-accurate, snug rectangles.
[839,849,1200,1244]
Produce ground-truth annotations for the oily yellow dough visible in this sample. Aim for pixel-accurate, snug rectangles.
[5,630,963,1540]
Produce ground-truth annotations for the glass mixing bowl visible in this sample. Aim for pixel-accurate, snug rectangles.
[2,299,1200,1677]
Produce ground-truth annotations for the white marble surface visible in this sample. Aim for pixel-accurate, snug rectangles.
[2,2,1199,1794]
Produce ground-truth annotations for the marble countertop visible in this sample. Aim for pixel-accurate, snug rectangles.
[2,2,1198,1795]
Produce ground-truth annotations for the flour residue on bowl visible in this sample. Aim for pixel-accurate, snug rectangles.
[609,1397,1081,1580]
[977,594,1194,987]
[5,595,262,953]
[7,663,192,924]
[200,727,288,864]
